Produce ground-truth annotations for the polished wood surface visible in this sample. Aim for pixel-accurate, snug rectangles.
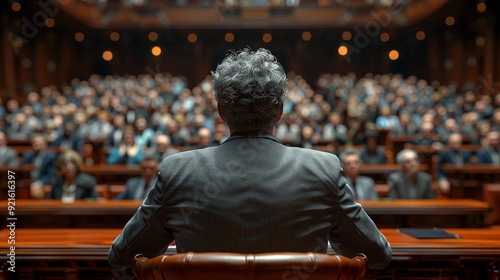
[443,164,500,200]
[0,199,491,229]
[2,198,489,216]
[1,228,500,259]
[1,228,499,279]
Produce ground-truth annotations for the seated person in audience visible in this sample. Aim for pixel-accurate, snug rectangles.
[410,121,442,148]
[106,126,145,165]
[0,131,19,167]
[298,124,319,149]
[436,133,472,195]
[191,127,214,149]
[22,134,58,199]
[48,149,98,202]
[109,48,391,273]
[375,105,400,130]
[134,116,155,148]
[153,134,179,163]
[358,130,388,164]
[388,149,435,199]
[115,154,159,200]
[390,111,418,136]
[322,112,348,145]
[437,118,460,144]
[476,130,500,165]
[340,150,379,200]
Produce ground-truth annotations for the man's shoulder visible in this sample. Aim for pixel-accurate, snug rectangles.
[283,146,341,163]
[357,175,375,184]
[417,171,432,180]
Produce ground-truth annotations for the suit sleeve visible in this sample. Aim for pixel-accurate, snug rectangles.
[108,175,174,271]
[328,157,392,269]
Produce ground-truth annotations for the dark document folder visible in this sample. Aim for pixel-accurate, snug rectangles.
[397,228,460,239]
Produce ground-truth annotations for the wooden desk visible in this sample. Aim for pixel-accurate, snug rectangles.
[0,166,32,200]
[1,199,491,228]
[81,164,141,185]
[0,228,498,279]
[443,164,500,200]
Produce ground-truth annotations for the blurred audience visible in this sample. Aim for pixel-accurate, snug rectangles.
[387,149,435,199]
[358,130,387,164]
[476,130,500,164]
[114,153,159,200]
[23,134,58,199]
[48,149,98,202]
[435,133,472,195]
[106,126,144,165]
[153,134,180,162]
[340,150,379,200]
[0,131,19,167]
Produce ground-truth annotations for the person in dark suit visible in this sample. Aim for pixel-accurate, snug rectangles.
[388,149,435,199]
[358,130,388,164]
[22,134,58,198]
[48,149,98,202]
[340,150,379,200]
[114,154,159,200]
[0,131,19,168]
[476,130,500,165]
[109,48,391,274]
[436,133,472,195]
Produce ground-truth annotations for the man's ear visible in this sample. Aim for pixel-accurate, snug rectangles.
[217,103,226,122]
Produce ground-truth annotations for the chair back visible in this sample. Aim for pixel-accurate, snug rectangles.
[133,252,367,280]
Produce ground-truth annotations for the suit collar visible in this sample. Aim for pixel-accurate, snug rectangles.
[221,130,281,145]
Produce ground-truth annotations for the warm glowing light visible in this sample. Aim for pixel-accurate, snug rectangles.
[302,31,312,42]
[477,2,486,12]
[342,31,352,41]
[389,50,399,60]
[338,45,348,56]
[445,16,455,26]
[380,32,390,42]
[102,51,113,61]
[262,33,272,43]
[475,36,486,47]
[12,2,21,11]
[110,32,120,41]
[45,18,55,28]
[225,33,234,43]
[152,46,162,56]
[187,33,198,43]
[75,32,85,42]
[416,31,426,40]
[148,32,158,42]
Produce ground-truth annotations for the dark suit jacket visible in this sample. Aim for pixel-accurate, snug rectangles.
[476,147,500,164]
[109,132,391,271]
[48,173,98,200]
[114,177,156,200]
[435,149,472,180]
[22,150,58,185]
[387,171,435,199]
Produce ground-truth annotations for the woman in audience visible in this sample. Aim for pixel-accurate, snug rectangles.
[107,126,145,165]
[48,149,98,202]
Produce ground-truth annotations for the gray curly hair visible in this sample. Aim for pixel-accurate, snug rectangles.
[212,48,287,132]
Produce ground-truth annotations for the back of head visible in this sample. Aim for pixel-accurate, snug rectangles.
[212,48,287,132]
